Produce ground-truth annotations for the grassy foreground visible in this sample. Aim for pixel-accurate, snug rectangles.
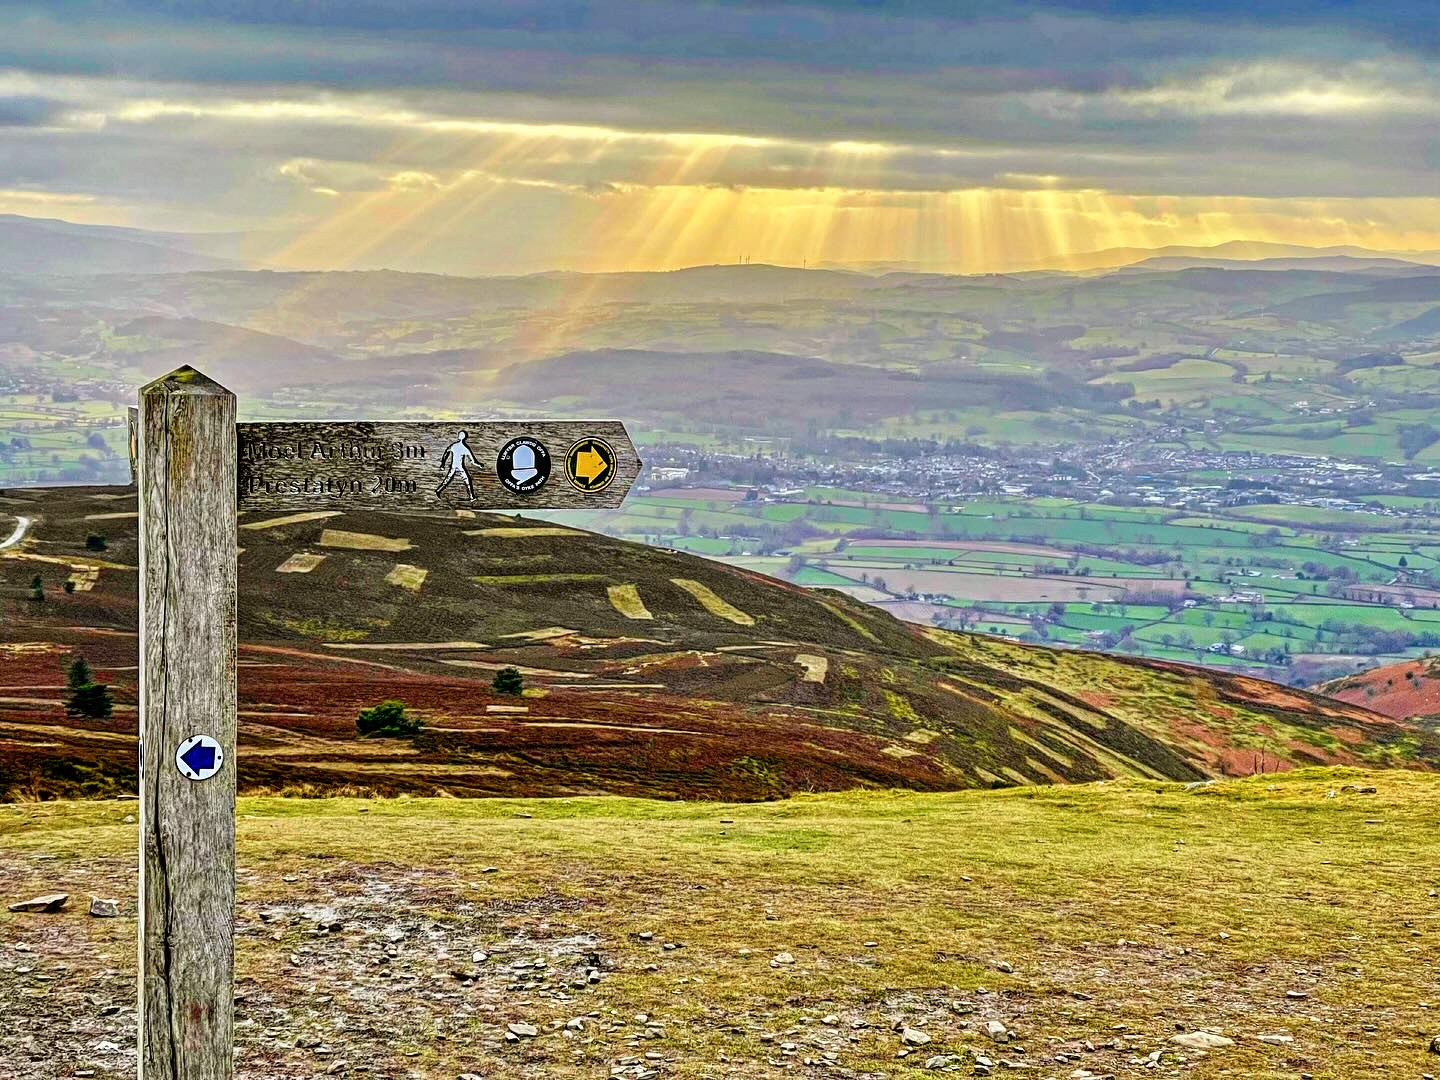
[3,768,1439,1078]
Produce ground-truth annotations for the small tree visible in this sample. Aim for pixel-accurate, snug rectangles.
[357,699,421,738]
[67,682,113,719]
[28,574,42,602]
[492,667,524,696]
[66,656,93,690]
[85,534,107,552]
[63,655,112,718]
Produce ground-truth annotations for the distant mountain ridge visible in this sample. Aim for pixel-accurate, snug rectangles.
[0,214,248,275]
[5,211,1439,279]
[819,241,1440,276]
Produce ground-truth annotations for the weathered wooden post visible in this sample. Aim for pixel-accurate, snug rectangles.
[137,366,237,1079]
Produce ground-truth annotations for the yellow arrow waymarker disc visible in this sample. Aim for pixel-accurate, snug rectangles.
[565,437,617,492]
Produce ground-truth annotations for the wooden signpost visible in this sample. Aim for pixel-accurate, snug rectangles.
[137,369,237,1080]
[133,366,640,1077]
[237,419,639,511]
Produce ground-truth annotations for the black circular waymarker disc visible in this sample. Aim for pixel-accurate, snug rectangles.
[565,437,617,492]
[496,436,551,495]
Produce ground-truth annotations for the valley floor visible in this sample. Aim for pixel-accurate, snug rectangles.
[2,768,1438,1079]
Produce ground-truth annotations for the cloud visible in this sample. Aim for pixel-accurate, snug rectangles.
[1048,59,1440,118]
[0,0,1436,267]
[0,94,66,127]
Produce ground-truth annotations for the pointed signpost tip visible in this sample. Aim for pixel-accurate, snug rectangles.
[140,365,233,397]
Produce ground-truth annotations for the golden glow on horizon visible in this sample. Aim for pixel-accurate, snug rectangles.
[268,175,1440,276]
[231,103,1440,275]
[29,86,1428,276]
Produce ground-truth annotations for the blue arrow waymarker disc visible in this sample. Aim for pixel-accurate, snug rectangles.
[175,734,224,781]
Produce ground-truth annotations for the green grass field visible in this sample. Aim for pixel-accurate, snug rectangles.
[3,768,1436,1078]
[0,394,129,486]
[573,490,1440,683]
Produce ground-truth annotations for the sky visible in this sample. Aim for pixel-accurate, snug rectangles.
[1,0,1438,274]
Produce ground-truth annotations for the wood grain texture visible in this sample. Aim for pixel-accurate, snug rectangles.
[138,366,237,1080]
[237,420,641,512]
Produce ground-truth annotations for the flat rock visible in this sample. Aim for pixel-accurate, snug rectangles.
[8,893,68,913]
[1172,1031,1234,1050]
[88,897,120,918]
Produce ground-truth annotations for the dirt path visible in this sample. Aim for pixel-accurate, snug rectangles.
[0,515,30,550]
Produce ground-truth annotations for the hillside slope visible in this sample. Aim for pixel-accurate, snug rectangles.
[1,486,1432,800]
[0,215,241,275]
[1319,658,1440,722]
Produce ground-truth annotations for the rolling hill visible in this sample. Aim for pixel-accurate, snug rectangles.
[0,214,244,275]
[1319,658,1440,721]
[1,486,1433,801]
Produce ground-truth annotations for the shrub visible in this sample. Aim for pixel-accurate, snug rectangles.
[63,580,76,594]
[85,534,107,551]
[66,656,93,689]
[492,667,524,695]
[357,699,421,738]
[66,682,113,720]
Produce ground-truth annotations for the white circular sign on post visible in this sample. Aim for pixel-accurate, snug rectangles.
[175,734,224,781]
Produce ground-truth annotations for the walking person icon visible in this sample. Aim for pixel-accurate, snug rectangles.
[436,430,478,500]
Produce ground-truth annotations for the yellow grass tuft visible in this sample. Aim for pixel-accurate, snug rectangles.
[473,573,606,585]
[671,578,755,626]
[499,627,578,642]
[241,511,342,531]
[793,653,828,682]
[319,529,413,552]
[607,583,654,620]
[384,564,428,592]
[323,641,489,651]
[66,566,100,592]
[464,527,582,537]
[275,552,326,574]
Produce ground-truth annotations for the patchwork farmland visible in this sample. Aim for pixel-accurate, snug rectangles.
[564,488,1440,686]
